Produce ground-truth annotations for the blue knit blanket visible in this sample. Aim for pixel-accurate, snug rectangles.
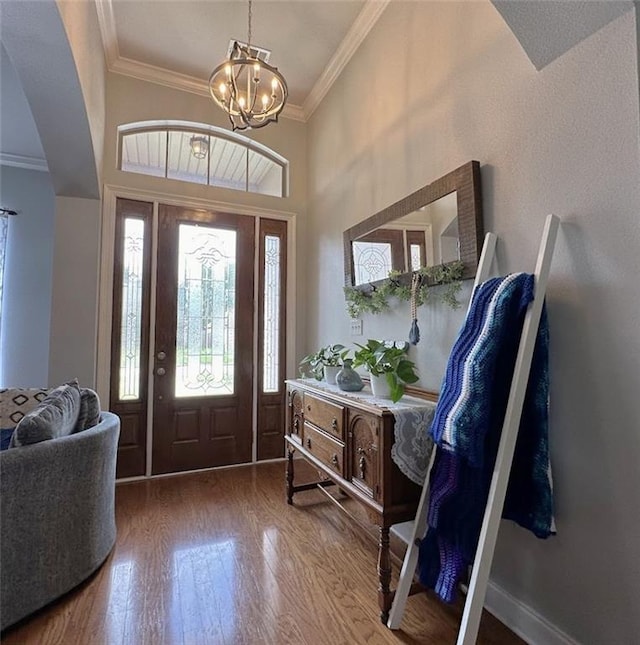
[418,273,555,603]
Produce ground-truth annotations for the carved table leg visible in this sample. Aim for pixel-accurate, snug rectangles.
[286,447,295,505]
[377,526,392,624]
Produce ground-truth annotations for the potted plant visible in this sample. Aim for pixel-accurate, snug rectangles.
[299,344,348,384]
[352,339,419,402]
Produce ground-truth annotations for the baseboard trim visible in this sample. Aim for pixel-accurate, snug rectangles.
[485,580,579,645]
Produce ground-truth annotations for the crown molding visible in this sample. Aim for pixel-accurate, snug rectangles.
[94,0,386,124]
[303,0,390,120]
[109,56,305,122]
[94,0,118,67]
[0,152,49,172]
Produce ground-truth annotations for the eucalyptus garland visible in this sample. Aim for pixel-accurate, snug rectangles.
[344,261,464,318]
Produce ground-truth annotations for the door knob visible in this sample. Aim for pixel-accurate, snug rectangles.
[156,367,166,376]
[157,351,166,360]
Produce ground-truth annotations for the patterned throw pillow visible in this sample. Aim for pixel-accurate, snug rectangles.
[75,388,101,432]
[0,388,51,428]
[9,382,81,447]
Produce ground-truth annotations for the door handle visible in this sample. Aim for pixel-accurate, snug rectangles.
[157,351,166,361]
[156,367,166,376]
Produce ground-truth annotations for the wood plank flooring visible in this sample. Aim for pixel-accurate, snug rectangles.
[2,460,524,645]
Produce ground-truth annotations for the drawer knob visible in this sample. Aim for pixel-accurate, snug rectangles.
[331,418,338,430]
[331,454,339,466]
[357,447,366,455]
[293,418,299,431]
[306,438,311,449]
[307,405,311,411]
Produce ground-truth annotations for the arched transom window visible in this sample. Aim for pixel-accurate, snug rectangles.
[117,121,288,198]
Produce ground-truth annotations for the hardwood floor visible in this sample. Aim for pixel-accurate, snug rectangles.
[2,461,524,645]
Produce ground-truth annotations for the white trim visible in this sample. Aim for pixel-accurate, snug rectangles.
[145,203,159,477]
[0,152,48,172]
[485,580,580,645]
[95,0,385,123]
[252,217,261,463]
[94,0,118,67]
[96,187,117,403]
[103,183,297,220]
[110,55,305,122]
[303,0,391,119]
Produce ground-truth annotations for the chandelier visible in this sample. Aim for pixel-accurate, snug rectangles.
[208,0,288,131]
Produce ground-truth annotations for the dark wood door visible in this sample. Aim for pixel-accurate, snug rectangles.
[152,205,254,474]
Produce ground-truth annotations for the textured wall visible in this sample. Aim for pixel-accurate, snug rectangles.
[306,3,640,642]
[0,167,55,387]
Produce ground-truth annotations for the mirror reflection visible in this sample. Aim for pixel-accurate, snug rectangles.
[351,193,458,286]
[343,161,483,291]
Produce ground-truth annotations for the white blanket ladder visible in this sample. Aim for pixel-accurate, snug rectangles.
[387,214,559,644]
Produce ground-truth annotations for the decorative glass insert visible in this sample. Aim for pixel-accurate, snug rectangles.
[352,240,393,284]
[119,123,288,197]
[119,218,145,400]
[262,235,281,393]
[175,224,237,397]
[410,243,422,271]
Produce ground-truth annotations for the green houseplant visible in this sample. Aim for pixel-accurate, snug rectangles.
[299,344,348,382]
[352,339,419,403]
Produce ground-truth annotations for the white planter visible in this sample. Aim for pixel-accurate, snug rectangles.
[370,373,391,399]
[324,365,341,385]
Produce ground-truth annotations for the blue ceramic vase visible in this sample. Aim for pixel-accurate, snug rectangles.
[336,359,364,392]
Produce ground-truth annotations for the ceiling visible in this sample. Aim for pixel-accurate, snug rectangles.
[2,0,634,175]
[99,0,387,120]
[0,0,386,172]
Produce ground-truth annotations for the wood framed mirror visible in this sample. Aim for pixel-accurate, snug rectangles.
[343,161,483,289]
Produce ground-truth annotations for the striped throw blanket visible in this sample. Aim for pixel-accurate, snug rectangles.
[418,273,555,603]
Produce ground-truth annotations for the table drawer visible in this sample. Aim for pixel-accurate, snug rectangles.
[303,392,344,440]
[303,422,345,476]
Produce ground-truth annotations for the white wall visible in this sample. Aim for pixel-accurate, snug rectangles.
[0,166,55,386]
[306,3,640,643]
[48,196,101,387]
[56,0,107,188]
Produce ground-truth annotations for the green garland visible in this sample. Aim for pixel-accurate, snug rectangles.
[344,261,464,318]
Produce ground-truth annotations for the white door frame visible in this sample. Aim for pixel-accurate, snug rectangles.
[96,183,297,478]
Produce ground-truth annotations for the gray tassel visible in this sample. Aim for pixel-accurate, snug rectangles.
[409,319,420,345]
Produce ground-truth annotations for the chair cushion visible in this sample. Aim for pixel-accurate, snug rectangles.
[75,388,101,432]
[0,388,50,428]
[9,383,81,447]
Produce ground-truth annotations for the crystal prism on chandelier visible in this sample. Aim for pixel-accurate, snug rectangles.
[208,1,288,131]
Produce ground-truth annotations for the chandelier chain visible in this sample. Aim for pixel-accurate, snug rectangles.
[247,0,252,48]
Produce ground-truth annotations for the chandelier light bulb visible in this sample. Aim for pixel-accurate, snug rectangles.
[208,1,288,130]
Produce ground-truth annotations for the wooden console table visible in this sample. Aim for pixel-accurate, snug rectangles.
[284,378,436,623]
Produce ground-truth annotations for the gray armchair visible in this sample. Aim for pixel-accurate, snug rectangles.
[0,412,120,631]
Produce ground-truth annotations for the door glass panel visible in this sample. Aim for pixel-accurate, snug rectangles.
[175,224,236,397]
[119,218,145,400]
[262,234,281,393]
[410,243,422,271]
[352,240,393,284]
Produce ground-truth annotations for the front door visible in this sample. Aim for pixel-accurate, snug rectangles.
[152,205,254,474]
[110,198,287,477]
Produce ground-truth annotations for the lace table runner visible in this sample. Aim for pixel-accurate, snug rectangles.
[296,379,435,485]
